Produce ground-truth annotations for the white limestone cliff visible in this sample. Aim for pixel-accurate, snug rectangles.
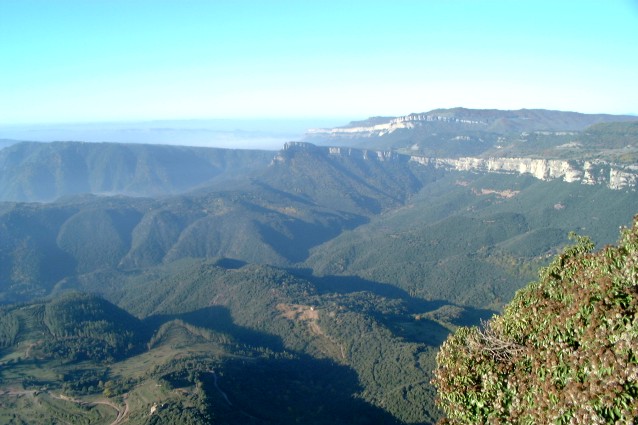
[409,155,636,190]
[307,113,486,138]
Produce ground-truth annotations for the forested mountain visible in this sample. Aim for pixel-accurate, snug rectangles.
[1,109,637,424]
[0,141,273,202]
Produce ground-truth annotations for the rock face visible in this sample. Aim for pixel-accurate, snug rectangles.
[273,142,401,163]
[408,156,638,190]
[277,142,638,190]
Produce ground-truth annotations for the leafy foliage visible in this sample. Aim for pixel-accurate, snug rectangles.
[433,218,638,423]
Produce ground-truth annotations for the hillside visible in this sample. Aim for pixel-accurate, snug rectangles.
[0,141,273,202]
[305,171,638,309]
[3,140,636,305]
[264,142,427,214]
[0,191,364,302]
[1,262,457,423]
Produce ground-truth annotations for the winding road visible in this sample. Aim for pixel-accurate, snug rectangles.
[49,392,128,425]
[210,371,232,406]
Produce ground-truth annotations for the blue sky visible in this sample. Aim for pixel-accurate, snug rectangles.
[1,0,637,125]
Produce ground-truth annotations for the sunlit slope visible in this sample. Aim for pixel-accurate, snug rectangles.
[305,172,638,309]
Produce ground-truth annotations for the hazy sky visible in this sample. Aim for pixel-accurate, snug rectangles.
[1,0,637,125]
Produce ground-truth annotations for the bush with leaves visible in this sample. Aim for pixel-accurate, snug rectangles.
[432,218,638,423]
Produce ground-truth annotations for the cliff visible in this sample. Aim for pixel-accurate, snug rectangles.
[410,156,638,190]
[273,141,400,163]
[276,142,638,190]
[306,112,486,138]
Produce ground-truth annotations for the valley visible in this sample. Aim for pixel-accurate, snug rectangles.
[1,108,637,424]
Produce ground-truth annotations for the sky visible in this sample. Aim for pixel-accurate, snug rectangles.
[1,0,637,127]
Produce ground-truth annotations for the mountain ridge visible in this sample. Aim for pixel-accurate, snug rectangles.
[308,107,638,134]
[0,141,274,202]
[305,108,638,156]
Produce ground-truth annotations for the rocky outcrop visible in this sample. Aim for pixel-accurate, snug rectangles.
[409,155,638,190]
[272,142,401,163]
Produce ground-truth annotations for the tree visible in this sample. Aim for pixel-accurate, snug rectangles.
[432,218,638,423]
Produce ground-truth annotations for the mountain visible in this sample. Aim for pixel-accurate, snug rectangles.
[304,171,638,309]
[0,191,362,302]
[0,141,445,303]
[0,141,273,202]
[1,109,638,424]
[305,108,638,157]
[1,136,637,304]
[3,115,638,205]
[263,141,428,214]
[1,139,636,313]
[0,292,142,362]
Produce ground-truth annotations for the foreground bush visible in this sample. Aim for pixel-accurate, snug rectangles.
[432,218,638,423]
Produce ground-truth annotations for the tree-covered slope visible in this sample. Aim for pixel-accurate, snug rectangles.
[305,172,638,309]
[81,260,449,423]
[1,121,638,424]
[0,141,273,202]
[0,142,440,302]
[262,141,430,215]
[0,185,367,302]
[0,292,142,362]
[1,259,462,424]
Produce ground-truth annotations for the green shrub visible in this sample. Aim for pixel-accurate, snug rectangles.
[433,217,638,423]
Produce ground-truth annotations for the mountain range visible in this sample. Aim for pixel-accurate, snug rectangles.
[306,107,638,159]
[1,108,637,424]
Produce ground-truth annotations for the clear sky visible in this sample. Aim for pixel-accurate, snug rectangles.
[1,0,637,125]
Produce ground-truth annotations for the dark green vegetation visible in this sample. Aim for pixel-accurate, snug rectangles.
[1,109,638,424]
[306,172,638,309]
[0,262,445,424]
[433,219,638,424]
